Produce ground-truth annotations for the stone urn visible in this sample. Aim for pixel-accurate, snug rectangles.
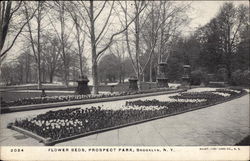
[128,76,138,91]
[41,89,47,97]
[156,62,169,88]
[182,65,191,86]
[75,75,91,95]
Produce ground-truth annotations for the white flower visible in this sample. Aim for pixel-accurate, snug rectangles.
[244,89,249,93]
[187,88,218,92]
[227,89,241,93]
[212,92,230,97]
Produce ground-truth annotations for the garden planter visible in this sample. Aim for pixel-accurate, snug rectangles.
[182,65,191,86]
[128,77,138,91]
[75,75,91,95]
[156,62,168,88]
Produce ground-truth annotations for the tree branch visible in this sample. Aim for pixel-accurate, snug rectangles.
[95,1,114,42]
[94,1,107,22]
[0,4,38,58]
[96,2,147,59]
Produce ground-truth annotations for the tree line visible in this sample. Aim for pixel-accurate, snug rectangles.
[0,1,249,92]
[98,2,249,86]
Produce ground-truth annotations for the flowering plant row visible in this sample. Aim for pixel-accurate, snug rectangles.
[169,88,244,101]
[10,88,245,142]
[1,88,172,107]
[13,106,171,140]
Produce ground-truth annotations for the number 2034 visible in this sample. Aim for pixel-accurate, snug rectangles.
[10,148,24,152]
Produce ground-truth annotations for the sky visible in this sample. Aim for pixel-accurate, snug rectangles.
[185,1,249,34]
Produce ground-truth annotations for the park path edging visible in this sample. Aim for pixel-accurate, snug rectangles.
[2,89,186,113]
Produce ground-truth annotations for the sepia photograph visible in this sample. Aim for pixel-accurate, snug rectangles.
[0,0,249,160]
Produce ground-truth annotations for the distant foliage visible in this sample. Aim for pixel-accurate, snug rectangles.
[190,69,209,85]
[231,70,250,86]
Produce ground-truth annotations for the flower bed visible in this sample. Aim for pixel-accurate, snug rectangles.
[8,88,246,145]
[12,106,171,141]
[169,88,244,100]
[1,88,172,108]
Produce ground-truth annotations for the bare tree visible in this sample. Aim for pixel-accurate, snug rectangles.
[109,41,126,83]
[141,2,160,82]
[120,1,189,86]
[41,34,61,83]
[114,1,149,89]
[217,3,249,79]
[23,1,46,89]
[157,1,190,63]
[48,1,76,87]
[71,1,146,94]
[66,5,86,77]
[0,1,37,62]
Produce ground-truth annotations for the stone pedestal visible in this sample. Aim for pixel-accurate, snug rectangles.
[156,62,169,88]
[41,89,47,97]
[128,76,138,91]
[75,75,91,95]
[182,65,191,86]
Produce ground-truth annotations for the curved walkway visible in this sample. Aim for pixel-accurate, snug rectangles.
[0,94,249,146]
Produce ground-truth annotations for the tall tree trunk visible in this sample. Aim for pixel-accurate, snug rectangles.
[75,17,84,77]
[226,23,232,81]
[25,53,30,83]
[49,70,54,83]
[37,2,42,89]
[92,60,98,93]
[90,0,98,94]
[0,1,12,53]
[142,72,145,82]
[135,2,141,90]
[63,62,68,86]
[149,58,153,82]
[60,2,68,87]
[119,58,122,83]
[50,73,53,83]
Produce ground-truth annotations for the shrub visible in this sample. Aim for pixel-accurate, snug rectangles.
[191,69,209,85]
[231,69,250,86]
[216,68,228,82]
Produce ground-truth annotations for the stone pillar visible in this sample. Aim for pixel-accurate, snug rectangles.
[75,75,91,95]
[156,62,169,88]
[128,76,138,91]
[182,65,191,86]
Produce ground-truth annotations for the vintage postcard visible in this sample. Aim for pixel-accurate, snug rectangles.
[0,0,249,160]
